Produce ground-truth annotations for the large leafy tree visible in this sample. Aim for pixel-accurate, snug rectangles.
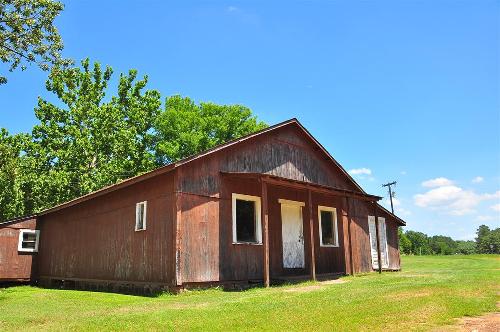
[154,95,267,164]
[429,235,457,255]
[475,225,500,254]
[22,59,161,211]
[405,230,432,255]
[455,240,476,255]
[398,228,412,255]
[0,59,268,220]
[0,129,27,220]
[0,0,70,84]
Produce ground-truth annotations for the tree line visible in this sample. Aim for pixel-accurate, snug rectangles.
[399,225,500,255]
[0,59,267,221]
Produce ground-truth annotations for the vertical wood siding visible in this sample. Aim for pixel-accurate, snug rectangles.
[36,173,175,284]
[0,218,37,281]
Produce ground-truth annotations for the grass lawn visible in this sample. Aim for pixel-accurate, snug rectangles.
[0,255,498,331]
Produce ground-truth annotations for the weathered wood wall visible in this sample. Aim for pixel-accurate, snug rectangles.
[36,172,175,288]
[177,123,399,283]
[180,125,359,196]
[347,198,402,273]
[0,218,37,281]
[19,121,401,289]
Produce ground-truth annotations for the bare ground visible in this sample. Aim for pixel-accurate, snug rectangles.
[282,279,347,293]
[436,302,500,332]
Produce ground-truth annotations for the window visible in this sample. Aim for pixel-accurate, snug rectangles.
[18,229,40,253]
[318,206,338,247]
[232,193,262,244]
[135,201,147,231]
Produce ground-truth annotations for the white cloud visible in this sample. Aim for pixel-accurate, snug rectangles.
[348,168,372,176]
[421,177,454,188]
[472,176,484,184]
[227,6,239,12]
[475,215,494,222]
[414,186,499,216]
[491,203,500,212]
[400,171,407,175]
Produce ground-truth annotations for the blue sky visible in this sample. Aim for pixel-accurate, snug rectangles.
[0,1,499,239]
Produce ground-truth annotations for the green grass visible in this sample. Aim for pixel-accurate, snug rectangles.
[0,255,498,331]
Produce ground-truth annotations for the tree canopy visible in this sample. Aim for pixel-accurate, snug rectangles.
[399,225,498,255]
[0,0,70,84]
[154,95,267,164]
[0,59,268,221]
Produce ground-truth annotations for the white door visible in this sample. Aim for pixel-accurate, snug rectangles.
[281,202,305,268]
[368,216,389,269]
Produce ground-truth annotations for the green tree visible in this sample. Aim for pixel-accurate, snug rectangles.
[21,59,161,213]
[456,240,476,255]
[475,225,500,254]
[476,225,492,254]
[0,129,27,220]
[398,228,412,255]
[405,231,432,255]
[429,235,457,255]
[0,0,71,84]
[153,95,268,164]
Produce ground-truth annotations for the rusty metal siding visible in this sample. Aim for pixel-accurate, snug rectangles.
[0,218,37,281]
[36,172,175,285]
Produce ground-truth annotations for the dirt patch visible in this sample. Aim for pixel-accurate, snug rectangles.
[456,312,500,332]
[436,302,500,332]
[283,279,348,293]
[436,312,500,332]
[321,279,348,285]
[385,290,433,300]
[399,274,433,278]
[113,301,210,313]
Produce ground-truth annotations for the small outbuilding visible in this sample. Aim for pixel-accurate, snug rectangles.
[0,119,405,292]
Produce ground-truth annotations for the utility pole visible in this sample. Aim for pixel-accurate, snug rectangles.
[382,181,397,214]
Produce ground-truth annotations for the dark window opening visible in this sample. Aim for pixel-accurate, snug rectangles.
[321,210,336,245]
[236,199,256,242]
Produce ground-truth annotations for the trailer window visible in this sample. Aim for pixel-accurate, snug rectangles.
[318,206,338,247]
[232,193,262,244]
[135,201,147,231]
[18,229,40,253]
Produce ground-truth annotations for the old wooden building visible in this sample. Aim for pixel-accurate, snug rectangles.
[0,119,405,291]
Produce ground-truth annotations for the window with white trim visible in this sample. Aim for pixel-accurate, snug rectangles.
[135,201,147,231]
[18,229,40,252]
[232,193,262,244]
[318,206,339,247]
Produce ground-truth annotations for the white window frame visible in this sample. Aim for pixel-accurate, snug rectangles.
[232,193,262,245]
[135,201,147,231]
[18,229,40,253]
[318,206,339,247]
